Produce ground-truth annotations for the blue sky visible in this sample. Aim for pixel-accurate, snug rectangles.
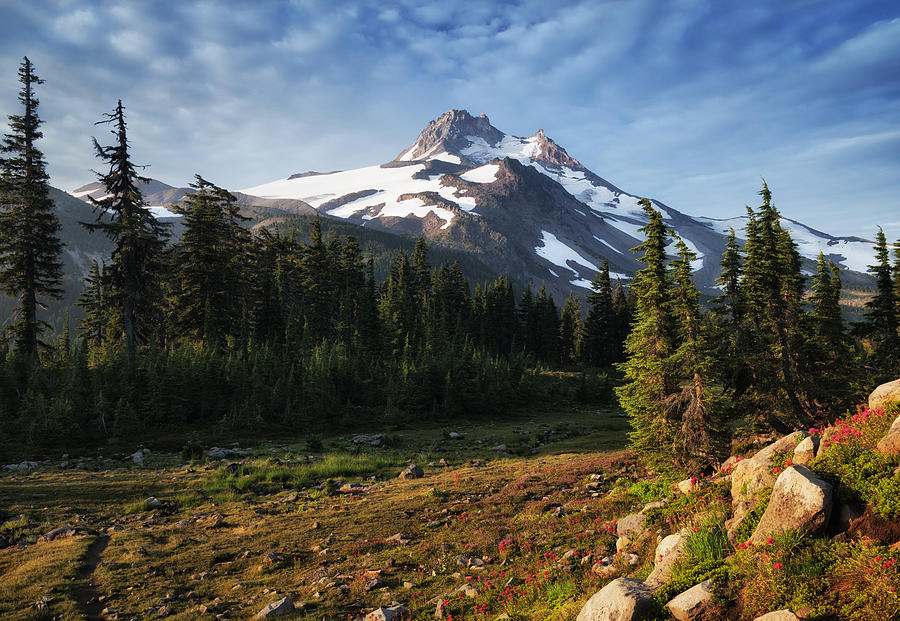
[1,0,898,240]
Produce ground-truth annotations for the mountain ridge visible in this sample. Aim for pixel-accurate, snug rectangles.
[67,109,877,303]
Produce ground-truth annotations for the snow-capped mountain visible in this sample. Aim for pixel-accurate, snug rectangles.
[235,109,875,298]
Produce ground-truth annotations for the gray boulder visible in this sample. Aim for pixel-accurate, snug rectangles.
[646,530,689,587]
[615,513,647,538]
[398,464,424,479]
[255,596,294,619]
[666,579,714,620]
[576,578,656,621]
[749,465,832,544]
[365,604,408,620]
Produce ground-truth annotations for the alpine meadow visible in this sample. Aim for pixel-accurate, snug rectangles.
[1,2,900,620]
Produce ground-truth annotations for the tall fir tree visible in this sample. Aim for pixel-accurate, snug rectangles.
[76,259,107,351]
[582,260,615,366]
[170,176,249,347]
[559,294,582,365]
[864,228,899,371]
[737,182,807,429]
[299,216,335,345]
[804,252,853,407]
[83,100,169,349]
[710,227,748,397]
[0,57,63,354]
[667,238,722,473]
[615,199,677,469]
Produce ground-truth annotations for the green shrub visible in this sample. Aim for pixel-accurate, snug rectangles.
[733,487,772,545]
[181,437,204,462]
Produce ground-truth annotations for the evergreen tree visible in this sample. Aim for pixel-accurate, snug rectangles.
[810,252,844,352]
[536,285,560,363]
[615,199,677,468]
[582,260,614,366]
[804,252,853,407]
[83,100,169,349]
[559,294,582,365]
[300,216,335,344]
[611,281,631,361]
[710,227,749,397]
[171,176,248,346]
[737,183,807,429]
[712,228,743,324]
[76,259,107,350]
[0,57,63,354]
[864,228,899,370]
[667,238,721,473]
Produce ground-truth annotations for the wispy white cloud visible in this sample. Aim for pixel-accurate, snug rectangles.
[0,0,896,240]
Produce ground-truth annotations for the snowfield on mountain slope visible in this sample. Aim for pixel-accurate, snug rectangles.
[535,230,628,289]
[240,164,480,228]
[698,215,873,273]
[460,163,500,184]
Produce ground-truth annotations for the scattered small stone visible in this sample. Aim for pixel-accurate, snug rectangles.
[365,603,408,621]
[490,444,508,453]
[398,464,424,480]
[157,605,173,617]
[38,526,76,543]
[255,596,294,619]
[145,496,162,508]
[365,577,384,591]
[386,533,409,544]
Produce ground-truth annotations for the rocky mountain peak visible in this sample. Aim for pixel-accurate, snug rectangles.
[394,109,505,161]
[528,129,583,170]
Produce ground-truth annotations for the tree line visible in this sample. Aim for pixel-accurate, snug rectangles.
[618,189,900,475]
[1,57,898,469]
[0,58,625,453]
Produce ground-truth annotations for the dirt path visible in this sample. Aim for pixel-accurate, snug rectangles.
[72,534,110,620]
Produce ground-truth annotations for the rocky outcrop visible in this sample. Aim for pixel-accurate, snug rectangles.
[395,109,503,161]
[749,465,833,544]
[868,378,900,412]
[576,578,656,621]
[727,432,808,541]
[665,579,715,620]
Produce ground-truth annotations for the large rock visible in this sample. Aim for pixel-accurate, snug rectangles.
[754,432,808,463]
[749,465,832,544]
[729,432,809,539]
[576,578,656,621]
[255,596,294,619]
[877,430,900,456]
[869,378,900,412]
[666,579,714,620]
[731,458,776,504]
[615,513,647,538]
[646,530,689,587]
[365,604,407,621]
[753,611,800,621]
[792,436,818,465]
